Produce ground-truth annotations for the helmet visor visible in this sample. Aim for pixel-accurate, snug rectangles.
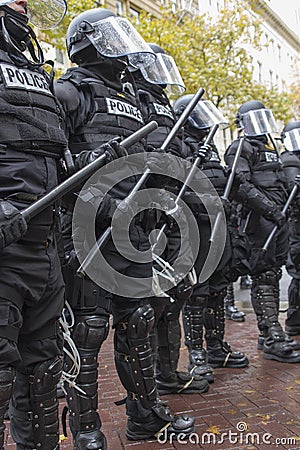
[27,0,67,29]
[140,53,185,95]
[284,129,300,151]
[86,16,156,68]
[0,0,67,29]
[189,100,229,130]
[241,108,278,136]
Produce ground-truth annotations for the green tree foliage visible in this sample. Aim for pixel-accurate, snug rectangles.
[136,1,292,126]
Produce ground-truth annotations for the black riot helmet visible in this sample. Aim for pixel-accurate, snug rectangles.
[281,120,300,152]
[174,94,228,139]
[66,8,155,68]
[235,100,278,136]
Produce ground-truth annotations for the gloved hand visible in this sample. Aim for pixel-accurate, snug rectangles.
[168,274,193,301]
[158,189,182,220]
[146,148,168,173]
[0,200,28,249]
[195,143,212,162]
[265,205,286,228]
[75,138,127,169]
[103,138,128,163]
[231,169,247,189]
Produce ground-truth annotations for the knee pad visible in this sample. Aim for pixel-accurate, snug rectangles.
[72,312,110,351]
[127,305,155,340]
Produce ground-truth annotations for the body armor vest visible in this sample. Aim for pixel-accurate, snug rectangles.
[58,68,145,155]
[0,50,66,157]
[182,136,226,208]
[248,138,284,188]
[136,85,188,158]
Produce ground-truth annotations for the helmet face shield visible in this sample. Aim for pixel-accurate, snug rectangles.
[189,100,229,130]
[140,53,185,95]
[1,0,67,29]
[283,129,300,151]
[85,16,156,68]
[240,108,278,136]
[27,0,67,29]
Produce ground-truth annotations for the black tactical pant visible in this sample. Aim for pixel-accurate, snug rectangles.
[0,235,64,450]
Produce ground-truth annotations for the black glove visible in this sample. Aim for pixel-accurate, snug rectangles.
[0,200,28,249]
[195,143,212,162]
[103,138,128,163]
[76,138,127,168]
[146,148,168,173]
[158,189,182,220]
[167,274,193,301]
[232,169,247,189]
[265,205,286,228]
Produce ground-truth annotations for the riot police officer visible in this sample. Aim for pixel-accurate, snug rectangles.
[55,9,195,448]
[127,43,209,395]
[173,95,249,384]
[281,121,300,337]
[0,0,69,448]
[224,100,300,363]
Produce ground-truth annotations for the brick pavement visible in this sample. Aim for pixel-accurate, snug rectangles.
[3,309,300,449]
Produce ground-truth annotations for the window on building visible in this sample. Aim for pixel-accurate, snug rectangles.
[55,48,65,65]
[258,61,262,84]
[169,0,177,13]
[269,69,273,87]
[116,0,124,16]
[129,7,140,23]
[277,44,281,61]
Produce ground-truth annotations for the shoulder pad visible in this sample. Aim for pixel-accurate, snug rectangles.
[54,79,80,114]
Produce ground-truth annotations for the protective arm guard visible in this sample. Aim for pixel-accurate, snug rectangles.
[237,181,283,222]
[281,151,300,192]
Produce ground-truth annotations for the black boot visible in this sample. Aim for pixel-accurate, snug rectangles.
[253,271,300,363]
[114,305,195,441]
[204,292,249,368]
[285,278,300,336]
[155,298,209,395]
[182,296,214,383]
[125,398,195,441]
[224,283,246,322]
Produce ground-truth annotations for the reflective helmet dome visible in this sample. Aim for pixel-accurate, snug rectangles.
[282,120,300,152]
[237,100,265,118]
[66,8,115,62]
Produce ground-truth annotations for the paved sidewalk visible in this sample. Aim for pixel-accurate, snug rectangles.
[4,280,300,449]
